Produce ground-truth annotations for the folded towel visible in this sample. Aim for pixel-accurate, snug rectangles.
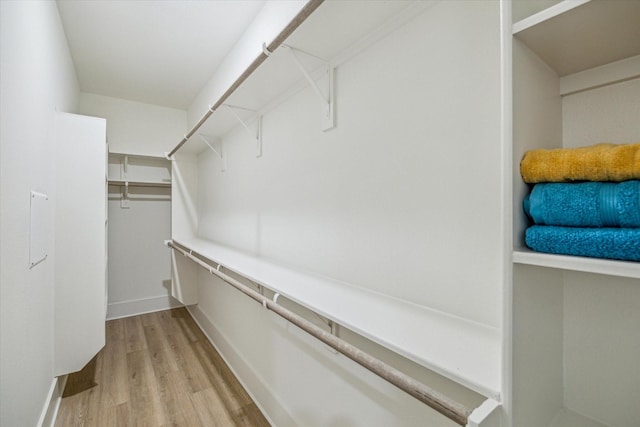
[525,225,640,261]
[524,181,640,227]
[520,143,640,183]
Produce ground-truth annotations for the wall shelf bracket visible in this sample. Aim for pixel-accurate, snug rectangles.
[223,104,263,158]
[282,44,335,131]
[120,155,130,208]
[198,134,226,171]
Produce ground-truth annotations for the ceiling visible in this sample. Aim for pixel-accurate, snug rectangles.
[57,0,266,110]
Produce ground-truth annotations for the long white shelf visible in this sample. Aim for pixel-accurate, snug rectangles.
[513,0,640,76]
[175,0,427,155]
[108,179,171,189]
[513,248,640,279]
[172,236,502,400]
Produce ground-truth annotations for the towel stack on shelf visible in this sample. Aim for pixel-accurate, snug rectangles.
[520,143,640,262]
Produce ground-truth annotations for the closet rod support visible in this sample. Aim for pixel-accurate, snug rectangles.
[198,135,226,171]
[282,45,335,131]
[223,104,262,158]
[262,42,273,57]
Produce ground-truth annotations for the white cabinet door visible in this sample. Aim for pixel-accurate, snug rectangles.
[54,112,106,376]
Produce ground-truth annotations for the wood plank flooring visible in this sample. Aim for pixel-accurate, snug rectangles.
[55,308,270,427]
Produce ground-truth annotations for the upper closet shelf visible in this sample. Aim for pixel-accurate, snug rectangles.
[513,0,640,77]
[170,0,427,156]
[172,236,502,400]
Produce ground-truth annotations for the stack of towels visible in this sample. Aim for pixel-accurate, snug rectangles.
[520,143,640,262]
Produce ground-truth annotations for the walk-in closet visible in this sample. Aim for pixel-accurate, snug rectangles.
[1,1,639,426]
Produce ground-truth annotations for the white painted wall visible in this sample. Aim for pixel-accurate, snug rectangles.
[188,1,502,425]
[106,187,176,319]
[79,93,187,156]
[78,94,185,319]
[0,1,79,425]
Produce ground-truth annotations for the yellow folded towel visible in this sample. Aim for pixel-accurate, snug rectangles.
[520,143,640,183]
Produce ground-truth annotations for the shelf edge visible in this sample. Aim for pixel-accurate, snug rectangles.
[512,249,640,279]
[512,0,591,35]
[108,180,171,188]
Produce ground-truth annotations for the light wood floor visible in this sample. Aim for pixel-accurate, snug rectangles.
[55,308,270,427]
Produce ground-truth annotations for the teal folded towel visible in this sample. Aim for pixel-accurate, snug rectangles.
[525,225,640,261]
[523,181,640,227]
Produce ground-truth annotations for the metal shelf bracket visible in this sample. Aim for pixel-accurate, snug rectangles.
[282,44,335,131]
[198,134,226,171]
[120,155,130,208]
[223,104,263,158]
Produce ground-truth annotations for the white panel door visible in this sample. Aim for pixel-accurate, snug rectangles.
[54,112,106,376]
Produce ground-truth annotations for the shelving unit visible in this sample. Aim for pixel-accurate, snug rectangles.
[169,0,427,156]
[170,1,506,425]
[172,236,501,400]
[107,152,171,193]
[511,1,640,426]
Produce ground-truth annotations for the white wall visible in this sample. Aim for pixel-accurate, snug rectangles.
[0,1,79,425]
[106,187,176,319]
[78,94,186,319]
[80,93,187,156]
[190,1,502,425]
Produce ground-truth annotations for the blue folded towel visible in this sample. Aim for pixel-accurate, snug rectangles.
[524,180,640,227]
[525,225,640,261]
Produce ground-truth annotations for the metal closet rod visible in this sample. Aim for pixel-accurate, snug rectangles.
[168,0,325,158]
[167,241,473,426]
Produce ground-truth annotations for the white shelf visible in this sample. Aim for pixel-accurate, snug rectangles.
[108,152,171,185]
[176,0,425,155]
[513,0,640,76]
[108,151,168,160]
[513,248,640,279]
[108,179,171,189]
[173,236,502,399]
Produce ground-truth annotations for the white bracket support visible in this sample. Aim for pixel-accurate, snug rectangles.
[121,155,130,208]
[198,134,226,171]
[282,44,335,131]
[121,181,130,209]
[223,104,262,158]
[326,320,339,354]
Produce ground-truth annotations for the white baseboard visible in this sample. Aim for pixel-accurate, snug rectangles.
[187,305,295,427]
[37,375,68,427]
[106,295,183,320]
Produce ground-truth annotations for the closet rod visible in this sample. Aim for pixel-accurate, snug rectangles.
[167,241,473,426]
[168,0,325,158]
